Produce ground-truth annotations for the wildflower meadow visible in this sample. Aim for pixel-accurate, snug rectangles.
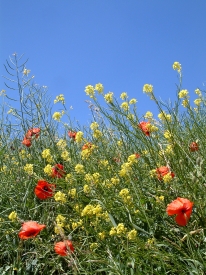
[1,54,206,274]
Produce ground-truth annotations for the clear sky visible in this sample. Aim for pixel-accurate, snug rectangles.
[0,1,206,126]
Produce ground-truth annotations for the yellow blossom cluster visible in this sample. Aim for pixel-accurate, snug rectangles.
[24,164,33,175]
[120,92,128,100]
[172,61,181,73]
[178,89,189,98]
[44,164,53,176]
[81,204,102,217]
[158,111,172,122]
[54,94,65,104]
[109,223,127,236]
[119,188,132,205]
[42,149,53,163]
[75,164,85,174]
[68,188,77,198]
[95,83,104,94]
[54,191,67,203]
[120,102,129,112]
[52,112,62,121]
[104,92,113,103]
[143,84,153,94]
[8,211,17,222]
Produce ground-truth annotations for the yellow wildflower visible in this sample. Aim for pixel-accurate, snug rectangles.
[75,164,85,174]
[163,173,173,183]
[178,89,188,98]
[54,191,67,203]
[90,122,99,130]
[8,211,17,222]
[52,112,62,121]
[194,98,202,106]
[68,188,77,198]
[83,184,91,194]
[182,99,189,107]
[144,111,153,119]
[44,164,53,176]
[127,229,137,240]
[120,92,128,100]
[129,98,137,104]
[195,88,201,96]
[61,150,71,161]
[54,94,65,104]
[95,83,104,94]
[143,84,153,94]
[24,164,33,175]
[120,102,129,111]
[23,68,31,75]
[75,131,84,143]
[85,85,95,98]
[172,62,181,72]
[104,92,113,103]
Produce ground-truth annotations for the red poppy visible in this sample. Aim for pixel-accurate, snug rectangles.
[138,121,150,136]
[189,142,199,152]
[68,131,77,140]
[18,221,46,239]
[166,197,193,226]
[22,137,32,147]
[52,164,66,178]
[134,153,140,159]
[34,180,56,200]
[25,128,40,139]
[82,142,93,151]
[54,240,74,256]
[156,166,175,180]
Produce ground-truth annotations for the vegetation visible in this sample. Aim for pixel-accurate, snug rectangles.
[0,55,206,274]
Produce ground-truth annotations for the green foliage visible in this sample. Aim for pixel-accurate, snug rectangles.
[0,55,206,274]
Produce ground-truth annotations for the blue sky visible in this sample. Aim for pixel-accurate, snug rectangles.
[0,1,206,127]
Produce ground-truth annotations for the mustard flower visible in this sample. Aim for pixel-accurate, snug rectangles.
[75,164,85,174]
[120,92,128,100]
[8,211,17,222]
[90,122,99,130]
[95,83,104,94]
[178,89,188,98]
[75,131,84,143]
[52,112,62,121]
[85,85,95,98]
[57,139,67,149]
[163,173,173,183]
[83,184,91,194]
[194,98,202,106]
[68,188,77,198]
[104,92,113,103]
[120,102,129,111]
[182,99,189,108]
[143,84,153,94]
[54,94,65,104]
[98,231,106,240]
[61,150,71,161]
[23,68,31,76]
[172,62,181,72]
[44,164,53,176]
[144,111,153,119]
[127,229,137,240]
[129,98,137,105]
[42,149,51,159]
[195,88,201,96]
[158,112,172,122]
[54,191,67,203]
[24,164,33,175]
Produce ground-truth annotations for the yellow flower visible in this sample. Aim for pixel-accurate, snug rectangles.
[8,211,17,222]
[90,122,99,130]
[75,164,85,174]
[44,164,53,176]
[158,112,172,122]
[182,99,189,107]
[56,214,66,227]
[119,188,130,197]
[83,184,91,194]
[120,102,129,111]
[111,177,120,185]
[52,112,62,121]
[23,68,31,75]
[57,139,67,149]
[195,88,201,96]
[42,149,51,159]
[68,188,77,198]
[54,191,67,203]
[164,130,172,141]
[194,98,202,106]
[178,89,188,98]
[143,84,153,94]
[117,140,123,146]
[127,229,137,240]
[172,62,181,72]
[93,129,102,139]
[75,131,84,143]
[104,92,113,103]
[24,164,33,175]
[61,150,71,161]
[54,94,65,104]
[85,85,95,98]
[144,111,153,119]
[129,98,137,104]
[156,196,164,202]
[90,243,98,250]
[98,231,106,240]
[95,83,104,94]
[120,92,128,100]
[163,173,173,183]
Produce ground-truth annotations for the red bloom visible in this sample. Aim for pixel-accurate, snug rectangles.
[22,137,32,147]
[34,180,56,200]
[134,153,140,159]
[82,142,93,151]
[25,128,40,139]
[166,197,193,226]
[189,142,199,152]
[52,164,66,178]
[54,240,74,256]
[138,121,150,136]
[156,166,175,180]
[68,131,77,140]
[18,221,46,239]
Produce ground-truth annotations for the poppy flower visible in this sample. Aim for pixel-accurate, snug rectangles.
[22,137,32,147]
[166,197,193,226]
[18,221,46,239]
[25,128,40,139]
[189,142,199,152]
[138,121,150,136]
[82,142,93,151]
[156,166,175,180]
[52,164,66,178]
[134,153,140,159]
[54,240,74,256]
[68,131,77,140]
[34,180,56,200]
